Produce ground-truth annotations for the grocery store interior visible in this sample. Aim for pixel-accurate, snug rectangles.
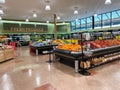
[0,0,120,90]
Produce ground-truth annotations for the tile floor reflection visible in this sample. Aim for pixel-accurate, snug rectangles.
[0,46,120,90]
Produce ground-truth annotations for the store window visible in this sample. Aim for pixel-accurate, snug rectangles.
[70,9,120,31]
[112,10,120,27]
[71,21,76,31]
[75,19,81,30]
[94,14,102,29]
[86,17,92,30]
[102,12,111,28]
[81,18,86,30]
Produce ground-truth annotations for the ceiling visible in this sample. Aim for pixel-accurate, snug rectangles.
[0,0,120,22]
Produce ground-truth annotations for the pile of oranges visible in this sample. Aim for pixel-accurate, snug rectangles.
[57,44,81,52]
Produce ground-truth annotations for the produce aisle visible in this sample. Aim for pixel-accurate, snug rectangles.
[0,46,120,90]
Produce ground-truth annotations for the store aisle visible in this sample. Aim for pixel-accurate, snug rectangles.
[0,46,120,90]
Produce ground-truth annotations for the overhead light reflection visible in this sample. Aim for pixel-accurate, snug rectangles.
[47,64,51,71]
[28,69,32,77]
[36,76,41,86]
[2,74,14,90]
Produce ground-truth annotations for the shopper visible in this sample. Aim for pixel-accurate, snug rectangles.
[16,37,21,47]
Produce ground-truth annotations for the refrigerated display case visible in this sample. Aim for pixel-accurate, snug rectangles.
[54,29,120,76]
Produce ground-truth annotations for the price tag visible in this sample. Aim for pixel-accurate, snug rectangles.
[43,51,48,54]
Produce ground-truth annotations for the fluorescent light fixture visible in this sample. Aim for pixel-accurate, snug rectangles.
[105,0,112,5]
[46,20,49,23]
[74,7,78,14]
[94,13,97,17]
[75,19,78,21]
[0,0,5,3]
[45,5,51,11]
[25,18,29,22]
[0,9,4,14]
[45,1,51,11]
[33,13,37,18]
[57,16,60,20]
[74,10,78,14]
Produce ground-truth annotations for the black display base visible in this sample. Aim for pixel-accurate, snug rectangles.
[46,60,54,63]
[79,70,91,76]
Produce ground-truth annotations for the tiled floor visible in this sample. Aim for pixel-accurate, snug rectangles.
[0,46,120,90]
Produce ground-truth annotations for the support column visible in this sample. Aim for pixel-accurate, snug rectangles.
[54,14,57,39]
[92,16,94,29]
[75,60,79,72]
[36,49,38,55]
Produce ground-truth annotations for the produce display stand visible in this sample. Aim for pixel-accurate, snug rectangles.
[79,45,120,75]
[54,29,120,76]
[54,49,82,72]
[0,48,14,63]
[54,45,120,76]
[30,44,57,55]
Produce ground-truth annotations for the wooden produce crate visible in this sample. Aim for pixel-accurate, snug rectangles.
[4,48,14,60]
[0,50,5,62]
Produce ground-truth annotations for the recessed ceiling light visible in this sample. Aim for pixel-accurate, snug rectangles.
[74,10,78,14]
[45,5,51,11]
[0,9,4,14]
[25,18,29,22]
[46,20,49,23]
[57,16,60,20]
[33,13,37,18]
[105,0,112,5]
[0,0,5,3]
[33,11,37,18]
[74,7,78,14]
[75,19,78,21]
[45,1,51,11]
[94,13,97,17]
